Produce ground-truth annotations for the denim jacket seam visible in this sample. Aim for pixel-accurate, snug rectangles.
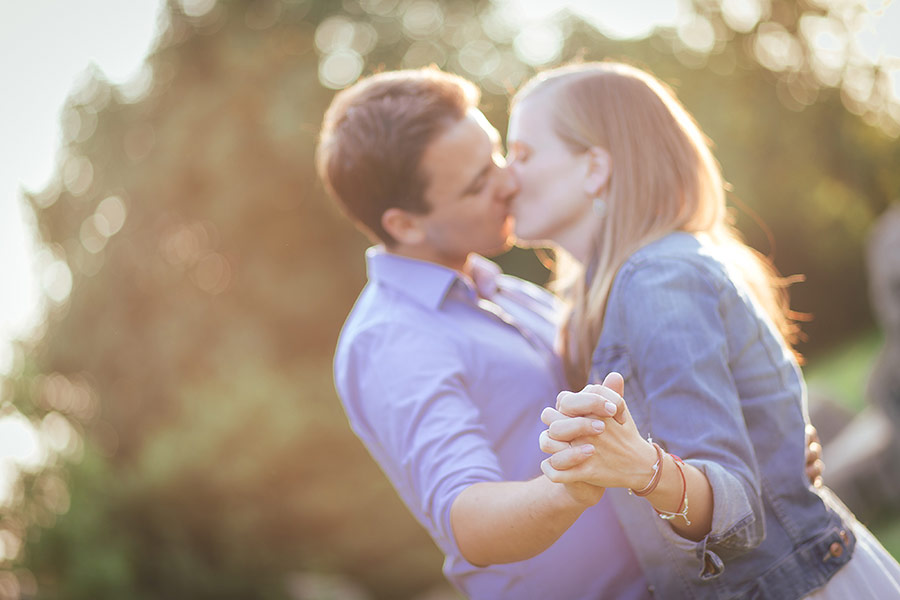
[740,294,808,542]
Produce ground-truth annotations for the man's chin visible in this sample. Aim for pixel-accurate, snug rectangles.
[481,234,515,258]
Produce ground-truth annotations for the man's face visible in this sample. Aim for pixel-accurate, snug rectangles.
[414,108,518,270]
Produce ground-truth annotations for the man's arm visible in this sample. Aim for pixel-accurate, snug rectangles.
[337,324,620,566]
[450,475,602,566]
[449,373,626,566]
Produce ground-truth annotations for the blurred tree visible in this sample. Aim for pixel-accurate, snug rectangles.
[1,0,897,598]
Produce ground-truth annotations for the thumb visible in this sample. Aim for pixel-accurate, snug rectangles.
[601,372,627,425]
[602,371,624,396]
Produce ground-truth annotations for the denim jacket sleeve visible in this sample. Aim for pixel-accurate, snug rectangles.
[613,255,765,560]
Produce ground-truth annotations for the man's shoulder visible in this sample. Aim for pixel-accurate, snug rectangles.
[336,281,446,358]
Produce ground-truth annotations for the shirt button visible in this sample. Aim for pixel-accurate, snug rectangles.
[829,542,843,558]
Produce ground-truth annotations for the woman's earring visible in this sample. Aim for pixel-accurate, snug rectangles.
[593,196,607,217]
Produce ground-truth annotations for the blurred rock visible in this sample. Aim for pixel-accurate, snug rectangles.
[822,406,900,523]
[822,206,900,523]
[807,386,855,448]
[866,205,900,426]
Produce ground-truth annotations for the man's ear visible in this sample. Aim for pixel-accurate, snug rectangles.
[382,207,426,246]
[583,146,612,196]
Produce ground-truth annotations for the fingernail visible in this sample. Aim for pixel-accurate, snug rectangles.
[580,444,595,455]
[605,401,617,415]
[591,420,604,432]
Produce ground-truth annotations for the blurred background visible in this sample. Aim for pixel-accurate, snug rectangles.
[0,0,898,598]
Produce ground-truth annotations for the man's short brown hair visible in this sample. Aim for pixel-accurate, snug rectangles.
[316,68,480,245]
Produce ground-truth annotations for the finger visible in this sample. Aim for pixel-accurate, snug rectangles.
[805,423,820,446]
[602,372,627,425]
[541,457,564,482]
[548,416,605,442]
[539,430,571,454]
[583,377,627,425]
[805,441,822,466]
[806,458,825,486]
[548,444,596,470]
[541,406,567,426]
[541,457,580,483]
[602,372,624,396]
[557,390,618,420]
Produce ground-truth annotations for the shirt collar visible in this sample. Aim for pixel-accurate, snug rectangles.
[366,246,458,310]
[365,247,503,310]
[467,254,502,299]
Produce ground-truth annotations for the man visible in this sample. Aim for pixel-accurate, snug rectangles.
[316,67,823,599]
[317,68,647,599]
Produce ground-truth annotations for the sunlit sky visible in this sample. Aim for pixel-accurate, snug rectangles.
[0,0,898,378]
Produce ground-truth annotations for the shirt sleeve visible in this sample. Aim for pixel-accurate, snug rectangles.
[334,321,505,556]
[616,256,765,560]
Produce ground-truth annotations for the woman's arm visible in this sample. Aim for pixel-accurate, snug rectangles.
[544,256,770,555]
[540,373,714,541]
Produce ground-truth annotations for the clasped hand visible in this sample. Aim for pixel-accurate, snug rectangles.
[539,372,657,494]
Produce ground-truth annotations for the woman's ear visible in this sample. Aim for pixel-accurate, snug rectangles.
[583,146,612,196]
[382,207,426,246]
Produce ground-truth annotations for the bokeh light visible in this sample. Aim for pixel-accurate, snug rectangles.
[721,0,765,33]
[180,0,217,19]
[754,22,805,72]
[402,0,444,40]
[513,23,564,66]
[40,256,73,305]
[62,155,94,197]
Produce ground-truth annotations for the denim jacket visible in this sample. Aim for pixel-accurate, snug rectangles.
[591,232,855,600]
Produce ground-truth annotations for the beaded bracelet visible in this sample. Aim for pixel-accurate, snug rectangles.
[654,453,691,525]
[628,441,664,497]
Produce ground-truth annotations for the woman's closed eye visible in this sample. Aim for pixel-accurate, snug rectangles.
[506,144,532,165]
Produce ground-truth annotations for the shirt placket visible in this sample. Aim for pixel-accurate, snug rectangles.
[468,289,565,390]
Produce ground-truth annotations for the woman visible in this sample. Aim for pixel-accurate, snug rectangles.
[506,62,900,599]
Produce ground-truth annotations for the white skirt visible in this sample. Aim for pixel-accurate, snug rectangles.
[804,519,900,599]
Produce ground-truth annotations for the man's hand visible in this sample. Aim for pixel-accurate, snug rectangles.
[805,423,824,488]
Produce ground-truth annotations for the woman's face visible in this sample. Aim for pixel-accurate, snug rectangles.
[506,93,595,249]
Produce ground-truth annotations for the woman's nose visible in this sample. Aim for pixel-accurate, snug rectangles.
[500,165,520,198]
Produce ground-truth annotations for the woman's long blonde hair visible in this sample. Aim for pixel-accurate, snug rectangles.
[512,62,801,388]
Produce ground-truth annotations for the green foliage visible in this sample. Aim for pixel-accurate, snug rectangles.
[804,329,884,414]
[873,517,900,563]
[2,0,898,597]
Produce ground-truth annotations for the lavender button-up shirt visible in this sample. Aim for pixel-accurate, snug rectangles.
[334,247,649,600]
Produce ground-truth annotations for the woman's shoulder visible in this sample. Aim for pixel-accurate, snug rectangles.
[619,232,730,289]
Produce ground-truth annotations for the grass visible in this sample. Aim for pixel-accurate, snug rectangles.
[802,329,884,414]
[873,518,900,563]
